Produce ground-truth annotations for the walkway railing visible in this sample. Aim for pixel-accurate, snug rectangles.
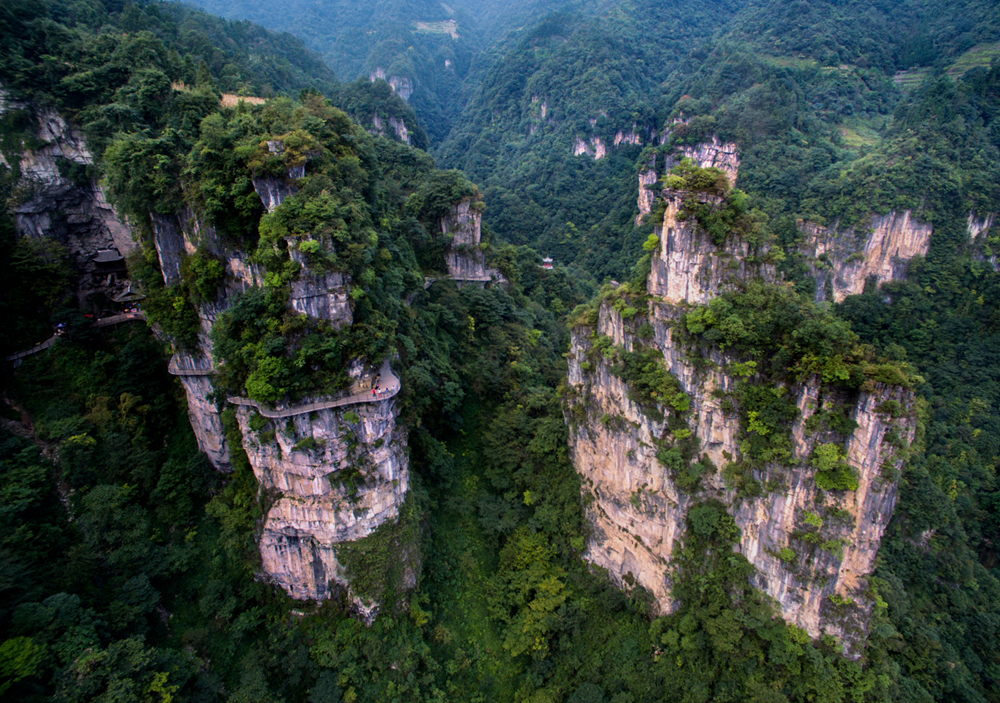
[93,311,146,327]
[170,356,400,417]
[423,272,496,289]
[167,356,213,376]
[5,311,148,362]
[5,336,57,362]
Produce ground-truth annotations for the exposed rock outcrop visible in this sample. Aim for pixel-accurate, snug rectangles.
[574,136,607,160]
[567,151,918,654]
[289,271,353,325]
[4,94,416,615]
[614,128,643,146]
[252,172,301,214]
[152,213,186,287]
[237,389,409,609]
[675,137,740,186]
[799,211,932,302]
[968,212,998,269]
[636,160,658,225]
[636,136,740,226]
[369,68,413,101]
[2,97,136,302]
[172,345,231,471]
[370,114,411,145]
[648,190,777,305]
[154,160,406,610]
[442,198,490,282]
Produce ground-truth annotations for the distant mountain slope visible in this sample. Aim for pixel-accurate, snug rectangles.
[186,0,563,141]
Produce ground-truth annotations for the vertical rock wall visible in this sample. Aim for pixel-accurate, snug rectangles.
[967,212,998,269]
[369,68,413,101]
[369,115,411,145]
[636,160,658,225]
[566,146,920,652]
[156,164,409,610]
[4,96,415,613]
[2,98,137,302]
[163,162,410,618]
[442,199,489,281]
[237,396,409,612]
[799,212,932,302]
[568,294,916,653]
[675,137,740,186]
[647,190,776,305]
[573,136,607,160]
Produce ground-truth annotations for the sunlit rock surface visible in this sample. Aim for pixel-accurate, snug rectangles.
[566,143,918,654]
[800,211,932,302]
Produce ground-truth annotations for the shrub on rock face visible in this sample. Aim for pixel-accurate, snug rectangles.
[812,443,859,491]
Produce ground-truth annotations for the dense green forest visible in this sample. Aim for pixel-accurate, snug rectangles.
[185,0,564,142]
[2,0,1000,701]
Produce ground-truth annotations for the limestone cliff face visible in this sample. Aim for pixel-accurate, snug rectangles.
[567,304,737,608]
[568,296,916,654]
[158,206,266,470]
[732,380,914,643]
[252,170,303,214]
[3,95,412,612]
[675,137,740,186]
[236,395,409,610]
[614,128,643,146]
[636,137,740,226]
[573,136,607,160]
[152,162,408,611]
[171,346,231,471]
[369,68,413,101]
[799,212,932,302]
[566,157,919,653]
[1,92,136,302]
[647,190,777,305]
[442,199,489,281]
[369,114,411,145]
[289,270,353,324]
[636,161,658,225]
[967,212,998,269]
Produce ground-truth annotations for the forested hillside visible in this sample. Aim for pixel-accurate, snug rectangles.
[1,0,1000,701]
[187,0,559,142]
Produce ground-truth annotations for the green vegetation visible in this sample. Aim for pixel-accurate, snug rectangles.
[683,280,917,389]
[663,158,766,248]
[812,443,860,492]
[336,496,420,603]
[0,214,74,354]
[2,0,1000,701]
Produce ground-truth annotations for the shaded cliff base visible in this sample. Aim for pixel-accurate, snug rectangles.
[1,93,138,307]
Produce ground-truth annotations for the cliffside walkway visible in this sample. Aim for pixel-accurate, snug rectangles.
[5,336,58,362]
[5,311,147,362]
[226,359,401,418]
[168,355,401,417]
[423,272,497,289]
[93,311,147,327]
[167,356,213,376]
